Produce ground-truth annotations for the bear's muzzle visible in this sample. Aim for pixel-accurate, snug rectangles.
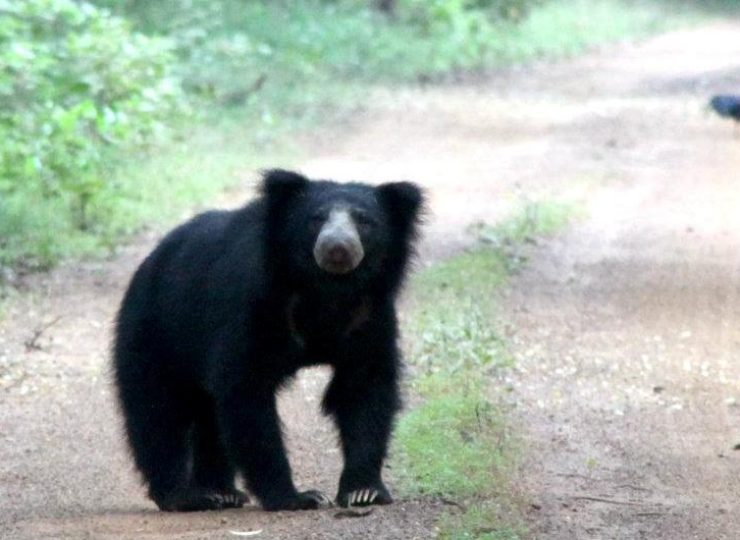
[313,208,364,274]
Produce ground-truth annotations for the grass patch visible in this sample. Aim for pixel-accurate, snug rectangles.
[438,503,524,540]
[395,375,512,497]
[91,120,298,245]
[394,200,578,539]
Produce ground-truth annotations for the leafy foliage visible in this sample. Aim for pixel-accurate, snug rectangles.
[0,0,183,267]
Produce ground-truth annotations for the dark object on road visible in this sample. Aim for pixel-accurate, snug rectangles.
[709,95,740,122]
[333,508,375,519]
[113,169,424,512]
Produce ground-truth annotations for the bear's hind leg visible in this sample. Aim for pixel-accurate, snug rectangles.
[118,373,233,512]
[146,391,243,512]
[191,403,247,509]
[118,378,196,510]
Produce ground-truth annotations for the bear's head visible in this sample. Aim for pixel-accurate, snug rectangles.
[261,169,425,295]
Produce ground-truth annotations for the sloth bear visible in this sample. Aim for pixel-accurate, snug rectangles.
[113,169,424,512]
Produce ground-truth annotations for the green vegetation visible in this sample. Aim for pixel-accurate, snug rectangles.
[394,201,575,539]
[0,0,728,272]
[0,0,184,268]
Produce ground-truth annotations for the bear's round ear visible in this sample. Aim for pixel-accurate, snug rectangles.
[261,169,309,202]
[376,181,425,227]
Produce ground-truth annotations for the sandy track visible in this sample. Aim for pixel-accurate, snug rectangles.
[499,22,740,540]
[1,21,740,539]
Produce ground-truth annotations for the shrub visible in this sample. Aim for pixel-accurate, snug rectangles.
[0,0,184,267]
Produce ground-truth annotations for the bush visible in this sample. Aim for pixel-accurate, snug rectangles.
[91,1,273,103]
[0,0,184,267]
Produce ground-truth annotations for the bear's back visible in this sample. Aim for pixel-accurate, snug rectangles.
[117,202,270,363]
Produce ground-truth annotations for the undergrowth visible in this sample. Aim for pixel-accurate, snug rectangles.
[393,200,575,539]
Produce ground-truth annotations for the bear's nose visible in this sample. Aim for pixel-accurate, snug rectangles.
[328,244,351,266]
[313,208,365,274]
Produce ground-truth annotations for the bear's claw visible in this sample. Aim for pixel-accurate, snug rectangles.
[350,489,378,505]
[338,484,392,508]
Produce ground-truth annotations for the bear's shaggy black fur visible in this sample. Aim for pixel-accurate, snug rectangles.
[113,170,424,512]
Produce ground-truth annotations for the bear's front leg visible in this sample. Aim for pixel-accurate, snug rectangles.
[323,356,400,508]
[219,384,331,511]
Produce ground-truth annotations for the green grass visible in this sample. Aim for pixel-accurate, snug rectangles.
[395,375,513,497]
[90,120,298,243]
[393,200,577,539]
[438,503,524,540]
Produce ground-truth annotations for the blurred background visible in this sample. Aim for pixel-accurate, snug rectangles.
[1,0,738,275]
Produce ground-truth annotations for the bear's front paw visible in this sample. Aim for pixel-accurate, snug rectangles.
[156,488,247,512]
[263,490,333,511]
[337,484,393,508]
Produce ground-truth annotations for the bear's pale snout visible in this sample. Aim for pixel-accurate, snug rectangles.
[313,208,365,274]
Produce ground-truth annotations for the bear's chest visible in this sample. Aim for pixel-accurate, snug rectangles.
[285,294,370,363]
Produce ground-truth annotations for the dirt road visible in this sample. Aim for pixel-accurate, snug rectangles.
[1,20,740,540]
[502,25,740,540]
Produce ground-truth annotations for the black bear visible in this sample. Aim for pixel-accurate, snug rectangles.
[113,169,424,512]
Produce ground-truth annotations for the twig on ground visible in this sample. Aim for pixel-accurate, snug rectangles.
[616,484,651,492]
[24,316,63,352]
[440,498,467,511]
[573,495,649,507]
[333,508,374,519]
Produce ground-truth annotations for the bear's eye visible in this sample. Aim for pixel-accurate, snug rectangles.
[353,212,376,232]
[308,213,325,231]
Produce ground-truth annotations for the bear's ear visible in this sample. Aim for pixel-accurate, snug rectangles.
[261,169,309,203]
[376,181,425,233]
